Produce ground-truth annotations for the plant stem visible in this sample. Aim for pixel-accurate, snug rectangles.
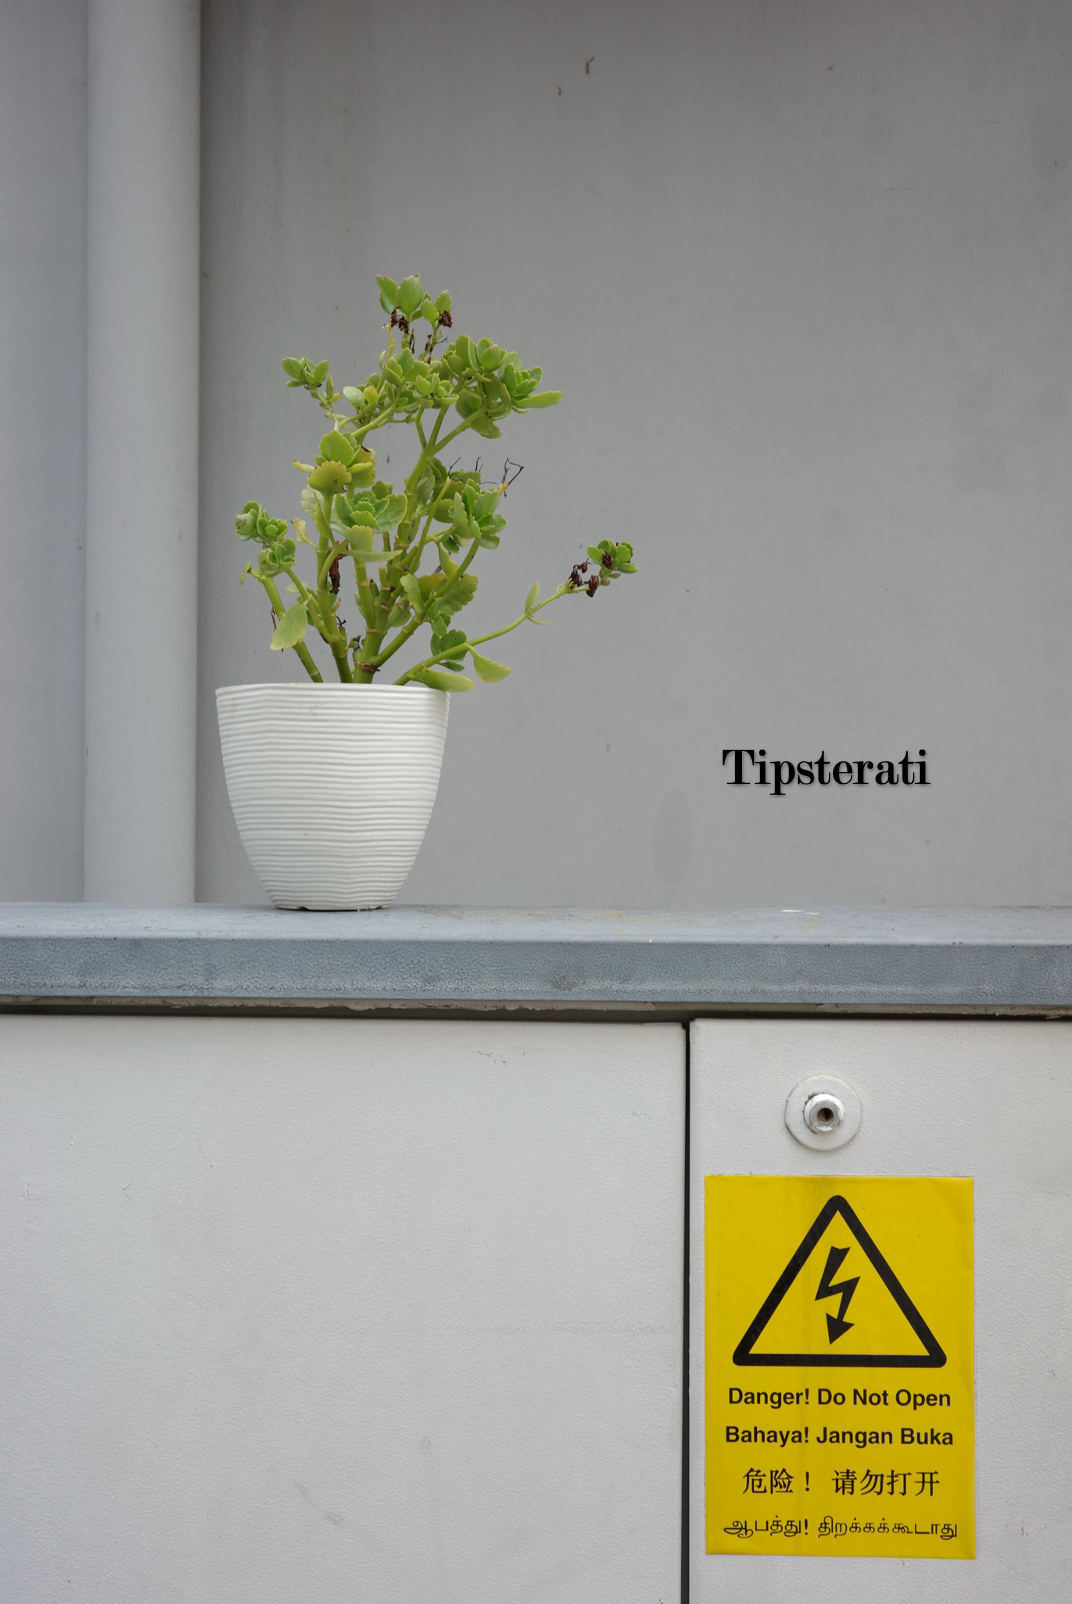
[394,585,576,684]
[360,607,423,671]
[467,586,573,646]
[312,491,353,681]
[363,533,483,674]
[258,574,324,683]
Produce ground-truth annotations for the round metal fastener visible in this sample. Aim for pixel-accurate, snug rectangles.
[803,1091,845,1133]
[786,1075,861,1151]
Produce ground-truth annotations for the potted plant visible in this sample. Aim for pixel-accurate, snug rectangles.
[218,274,636,910]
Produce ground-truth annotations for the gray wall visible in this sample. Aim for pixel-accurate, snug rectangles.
[0,0,87,899]
[197,0,1072,908]
[5,0,1072,908]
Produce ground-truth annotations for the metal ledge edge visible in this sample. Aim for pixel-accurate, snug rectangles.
[2,904,1072,1012]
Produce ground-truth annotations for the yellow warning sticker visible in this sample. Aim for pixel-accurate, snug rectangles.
[705,1176,974,1558]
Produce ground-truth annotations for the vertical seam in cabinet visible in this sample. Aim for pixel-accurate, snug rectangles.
[681,1020,691,1603]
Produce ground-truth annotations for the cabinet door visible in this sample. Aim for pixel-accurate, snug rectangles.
[0,1016,684,1604]
[690,1017,1072,1602]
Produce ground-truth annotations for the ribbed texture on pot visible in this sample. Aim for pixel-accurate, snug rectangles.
[216,683,449,910]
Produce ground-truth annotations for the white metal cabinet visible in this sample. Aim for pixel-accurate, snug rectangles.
[689,1017,1072,1601]
[0,1016,685,1604]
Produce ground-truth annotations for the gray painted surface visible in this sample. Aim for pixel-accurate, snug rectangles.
[4,2,1072,910]
[84,0,201,902]
[4,902,1072,1007]
[0,0,87,900]
[197,0,1072,910]
[690,1018,1072,1599]
[0,1015,684,1602]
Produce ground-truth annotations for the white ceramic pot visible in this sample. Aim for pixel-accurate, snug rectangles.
[216,682,449,910]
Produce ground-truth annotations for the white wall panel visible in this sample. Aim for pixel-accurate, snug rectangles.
[0,1015,684,1603]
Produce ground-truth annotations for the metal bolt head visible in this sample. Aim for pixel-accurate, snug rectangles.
[802,1091,846,1135]
[786,1076,861,1150]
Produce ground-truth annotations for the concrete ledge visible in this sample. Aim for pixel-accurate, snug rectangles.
[2,904,1072,1012]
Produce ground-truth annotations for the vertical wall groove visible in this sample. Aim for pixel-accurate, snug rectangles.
[84,0,200,903]
[681,1019,691,1602]
[0,2,87,901]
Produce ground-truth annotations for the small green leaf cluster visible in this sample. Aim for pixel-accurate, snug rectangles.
[236,505,296,578]
[589,539,637,576]
[431,472,506,552]
[235,275,635,690]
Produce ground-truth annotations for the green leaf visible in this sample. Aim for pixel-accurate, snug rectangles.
[308,461,351,494]
[449,497,471,540]
[320,430,355,465]
[431,628,467,656]
[437,572,478,617]
[476,339,504,371]
[281,357,305,380]
[396,276,424,317]
[376,493,408,529]
[524,580,540,614]
[300,487,319,520]
[469,650,512,683]
[257,536,296,576]
[400,574,424,616]
[410,668,473,692]
[313,360,329,384]
[516,389,561,409]
[347,526,376,555]
[270,600,309,650]
[345,504,378,528]
[376,275,398,312]
[468,412,502,439]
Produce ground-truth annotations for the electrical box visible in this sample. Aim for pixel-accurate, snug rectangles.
[690,1017,1072,1601]
[0,1015,683,1604]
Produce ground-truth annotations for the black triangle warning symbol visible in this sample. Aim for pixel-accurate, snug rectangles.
[733,1194,946,1368]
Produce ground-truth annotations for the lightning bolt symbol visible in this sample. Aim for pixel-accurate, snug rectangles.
[815,1244,860,1344]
